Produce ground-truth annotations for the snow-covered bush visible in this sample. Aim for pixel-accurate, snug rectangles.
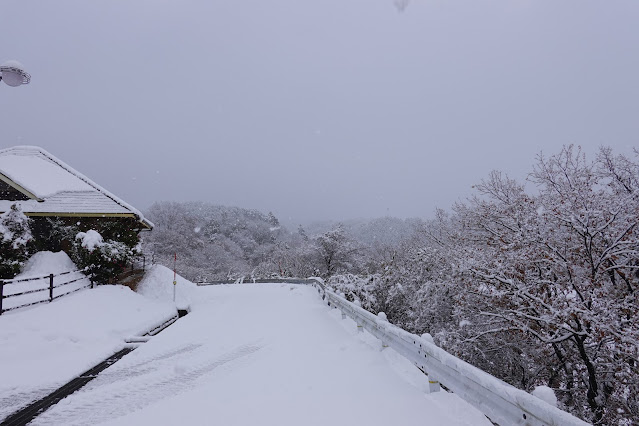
[0,204,34,278]
[29,217,79,253]
[71,229,138,284]
[327,273,377,311]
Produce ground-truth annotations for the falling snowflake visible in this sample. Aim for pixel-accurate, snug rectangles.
[393,0,410,12]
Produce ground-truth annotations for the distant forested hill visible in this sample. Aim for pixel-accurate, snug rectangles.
[142,202,423,282]
[142,202,284,282]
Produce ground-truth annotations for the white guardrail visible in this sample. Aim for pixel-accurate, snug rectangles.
[313,281,590,426]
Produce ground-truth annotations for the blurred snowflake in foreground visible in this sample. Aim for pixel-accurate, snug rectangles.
[393,0,410,12]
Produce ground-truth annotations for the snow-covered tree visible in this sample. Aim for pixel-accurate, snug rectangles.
[322,146,638,423]
[312,225,361,279]
[449,146,639,423]
[0,204,33,278]
[143,202,285,281]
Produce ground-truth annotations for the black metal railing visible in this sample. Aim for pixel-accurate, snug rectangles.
[127,254,147,272]
[0,269,92,315]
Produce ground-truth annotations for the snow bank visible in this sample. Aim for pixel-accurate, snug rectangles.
[136,264,197,310]
[17,251,78,278]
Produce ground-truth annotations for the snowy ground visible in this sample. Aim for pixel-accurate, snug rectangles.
[27,283,492,426]
[0,259,178,421]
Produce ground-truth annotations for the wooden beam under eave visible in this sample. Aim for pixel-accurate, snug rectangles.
[0,172,43,201]
[23,212,153,230]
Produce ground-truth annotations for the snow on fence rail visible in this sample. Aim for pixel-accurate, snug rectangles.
[312,280,589,426]
[0,269,92,315]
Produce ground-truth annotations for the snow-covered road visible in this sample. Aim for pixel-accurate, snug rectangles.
[31,284,491,426]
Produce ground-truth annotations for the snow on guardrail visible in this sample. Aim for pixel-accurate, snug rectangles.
[313,281,589,426]
[197,278,317,285]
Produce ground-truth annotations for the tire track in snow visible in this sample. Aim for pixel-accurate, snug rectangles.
[31,343,262,426]
[0,387,57,421]
[83,343,203,387]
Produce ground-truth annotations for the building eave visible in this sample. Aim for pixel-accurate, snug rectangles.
[19,211,153,230]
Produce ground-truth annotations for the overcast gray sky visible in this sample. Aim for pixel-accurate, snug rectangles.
[1,0,638,224]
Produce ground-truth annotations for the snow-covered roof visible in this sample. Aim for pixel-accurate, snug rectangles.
[0,146,153,229]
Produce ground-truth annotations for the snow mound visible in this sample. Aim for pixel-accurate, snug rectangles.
[532,385,557,407]
[17,251,79,279]
[136,264,197,310]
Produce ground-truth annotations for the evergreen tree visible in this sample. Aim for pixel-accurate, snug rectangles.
[0,204,34,279]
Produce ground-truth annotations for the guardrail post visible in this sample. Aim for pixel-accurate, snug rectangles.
[377,313,389,349]
[0,280,4,315]
[356,321,364,333]
[341,311,346,320]
[91,279,94,289]
[428,377,441,393]
[49,273,54,302]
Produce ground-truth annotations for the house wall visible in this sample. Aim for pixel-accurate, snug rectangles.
[31,216,143,253]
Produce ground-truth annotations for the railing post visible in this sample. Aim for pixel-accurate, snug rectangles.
[378,312,389,349]
[0,280,4,315]
[49,273,54,302]
[428,377,441,393]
